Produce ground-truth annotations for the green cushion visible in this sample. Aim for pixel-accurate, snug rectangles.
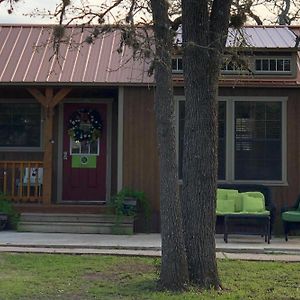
[242,194,265,212]
[216,211,270,216]
[217,189,238,200]
[233,211,270,216]
[231,193,243,212]
[282,211,300,222]
[216,199,235,213]
[217,189,227,200]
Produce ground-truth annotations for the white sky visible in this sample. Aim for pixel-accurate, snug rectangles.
[0,1,277,25]
[0,0,57,24]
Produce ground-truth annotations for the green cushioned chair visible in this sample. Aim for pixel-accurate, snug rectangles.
[216,186,272,243]
[281,195,300,241]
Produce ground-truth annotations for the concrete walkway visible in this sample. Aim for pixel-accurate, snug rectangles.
[0,231,300,261]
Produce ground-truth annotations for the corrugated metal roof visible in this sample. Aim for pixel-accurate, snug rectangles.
[0,24,154,85]
[0,24,299,85]
[227,26,298,48]
[175,26,298,49]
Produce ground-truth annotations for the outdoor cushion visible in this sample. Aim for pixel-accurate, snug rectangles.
[282,211,300,223]
[242,194,265,212]
[217,189,228,200]
[231,193,243,212]
[217,189,238,200]
[232,210,270,216]
[216,198,235,213]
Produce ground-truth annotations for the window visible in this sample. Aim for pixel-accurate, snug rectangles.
[235,101,282,180]
[218,102,226,180]
[172,58,183,73]
[221,60,249,74]
[255,58,291,73]
[0,103,41,148]
[177,98,286,183]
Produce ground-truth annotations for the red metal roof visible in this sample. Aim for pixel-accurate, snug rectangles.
[0,24,300,87]
[0,24,154,85]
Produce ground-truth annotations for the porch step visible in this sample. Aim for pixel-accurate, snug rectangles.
[18,213,134,234]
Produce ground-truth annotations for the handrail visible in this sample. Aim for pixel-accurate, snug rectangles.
[0,161,43,203]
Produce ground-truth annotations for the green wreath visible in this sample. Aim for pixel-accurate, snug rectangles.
[68,108,103,142]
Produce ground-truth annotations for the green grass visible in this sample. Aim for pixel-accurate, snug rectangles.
[0,254,299,299]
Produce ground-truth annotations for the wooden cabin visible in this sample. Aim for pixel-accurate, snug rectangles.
[0,24,300,233]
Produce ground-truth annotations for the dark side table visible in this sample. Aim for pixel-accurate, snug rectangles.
[224,214,271,244]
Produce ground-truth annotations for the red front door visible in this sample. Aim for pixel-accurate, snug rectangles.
[62,103,107,202]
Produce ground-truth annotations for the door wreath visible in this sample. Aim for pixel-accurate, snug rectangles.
[68,108,103,142]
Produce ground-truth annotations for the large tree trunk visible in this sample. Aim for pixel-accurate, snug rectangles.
[181,0,232,288]
[150,0,189,291]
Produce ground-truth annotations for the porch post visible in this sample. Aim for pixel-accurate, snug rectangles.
[27,87,72,205]
[117,87,124,192]
[43,95,54,205]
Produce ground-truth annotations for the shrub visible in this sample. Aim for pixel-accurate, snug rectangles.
[0,194,19,230]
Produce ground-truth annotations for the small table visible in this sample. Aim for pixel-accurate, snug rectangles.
[224,214,271,244]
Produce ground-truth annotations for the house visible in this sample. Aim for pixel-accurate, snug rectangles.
[0,24,300,233]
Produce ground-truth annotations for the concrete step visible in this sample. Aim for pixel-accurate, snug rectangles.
[18,213,134,234]
[20,213,133,224]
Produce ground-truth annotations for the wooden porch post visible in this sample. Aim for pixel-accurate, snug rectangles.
[27,87,72,204]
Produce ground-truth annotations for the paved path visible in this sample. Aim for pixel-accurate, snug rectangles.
[0,231,300,261]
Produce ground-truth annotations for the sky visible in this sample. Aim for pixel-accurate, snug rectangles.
[0,1,277,25]
[0,0,57,24]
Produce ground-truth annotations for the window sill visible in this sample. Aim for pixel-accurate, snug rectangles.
[178,179,288,187]
[0,147,43,152]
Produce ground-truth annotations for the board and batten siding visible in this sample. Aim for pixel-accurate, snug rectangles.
[122,87,160,230]
[124,86,300,232]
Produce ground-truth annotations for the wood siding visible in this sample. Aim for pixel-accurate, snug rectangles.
[123,87,160,231]
[124,86,300,232]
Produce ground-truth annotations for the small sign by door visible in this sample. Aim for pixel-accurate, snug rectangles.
[72,155,97,168]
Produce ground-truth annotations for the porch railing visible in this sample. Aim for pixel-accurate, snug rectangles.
[0,161,43,203]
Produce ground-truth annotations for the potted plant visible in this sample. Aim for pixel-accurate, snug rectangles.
[0,193,19,230]
[110,188,151,234]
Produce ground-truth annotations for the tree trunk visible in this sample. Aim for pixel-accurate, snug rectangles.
[181,0,232,289]
[150,0,189,291]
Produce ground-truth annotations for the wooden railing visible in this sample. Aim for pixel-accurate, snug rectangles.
[0,161,43,203]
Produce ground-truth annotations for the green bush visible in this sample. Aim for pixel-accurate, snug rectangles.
[110,188,151,220]
[0,194,19,230]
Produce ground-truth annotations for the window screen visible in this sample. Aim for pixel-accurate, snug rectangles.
[234,101,282,180]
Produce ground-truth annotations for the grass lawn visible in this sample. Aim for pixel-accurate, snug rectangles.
[0,253,299,299]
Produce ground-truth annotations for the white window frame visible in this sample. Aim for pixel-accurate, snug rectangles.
[254,57,292,74]
[175,96,287,186]
[69,137,100,156]
[172,57,183,73]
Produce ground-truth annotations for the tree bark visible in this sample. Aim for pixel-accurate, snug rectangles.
[150,0,189,291]
[181,0,232,289]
